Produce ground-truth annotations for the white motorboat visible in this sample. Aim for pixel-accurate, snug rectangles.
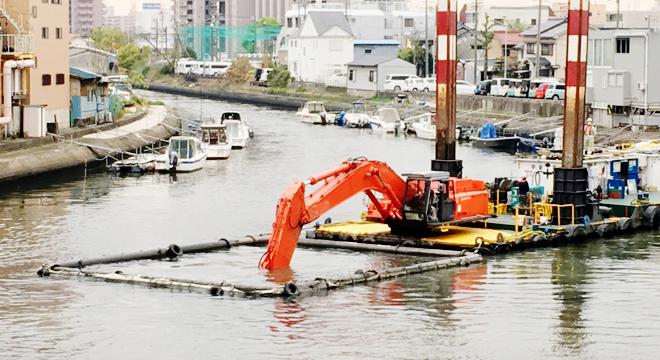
[344,101,370,128]
[155,136,207,172]
[223,118,250,149]
[220,112,253,144]
[369,107,403,133]
[413,121,435,140]
[201,123,231,159]
[296,101,334,125]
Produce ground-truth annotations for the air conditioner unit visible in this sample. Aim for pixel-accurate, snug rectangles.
[637,81,646,90]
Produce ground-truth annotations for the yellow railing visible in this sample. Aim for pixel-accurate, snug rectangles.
[532,202,575,227]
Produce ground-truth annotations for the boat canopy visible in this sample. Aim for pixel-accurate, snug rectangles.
[377,108,400,123]
[221,112,241,122]
[306,102,325,113]
[202,126,227,145]
[170,137,200,159]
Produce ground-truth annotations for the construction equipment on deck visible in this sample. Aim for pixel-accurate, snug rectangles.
[259,158,489,270]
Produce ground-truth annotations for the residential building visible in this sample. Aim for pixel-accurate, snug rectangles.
[517,18,568,80]
[463,3,554,28]
[347,57,415,96]
[277,1,433,64]
[69,45,119,75]
[104,6,137,35]
[135,1,175,52]
[70,0,104,37]
[602,9,660,28]
[551,1,607,25]
[1,0,70,136]
[174,0,223,58]
[287,11,353,83]
[69,67,112,126]
[587,28,660,128]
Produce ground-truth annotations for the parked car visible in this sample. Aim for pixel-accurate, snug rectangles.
[403,77,425,92]
[505,79,523,97]
[489,78,511,97]
[525,79,560,98]
[326,72,348,88]
[544,83,566,100]
[535,83,552,99]
[457,80,476,95]
[384,74,419,92]
[475,80,491,95]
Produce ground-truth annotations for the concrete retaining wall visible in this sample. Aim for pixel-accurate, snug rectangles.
[141,84,564,117]
[0,111,179,184]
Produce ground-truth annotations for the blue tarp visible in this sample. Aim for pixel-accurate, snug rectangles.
[480,122,497,139]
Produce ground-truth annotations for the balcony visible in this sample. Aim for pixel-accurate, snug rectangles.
[0,34,33,55]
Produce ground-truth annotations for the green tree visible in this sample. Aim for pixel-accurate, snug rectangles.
[117,44,142,71]
[480,15,496,80]
[226,56,254,84]
[184,47,198,60]
[398,41,427,75]
[506,18,529,32]
[91,27,129,53]
[268,63,291,88]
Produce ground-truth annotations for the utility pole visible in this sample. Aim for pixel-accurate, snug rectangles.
[535,0,542,78]
[616,0,620,29]
[473,0,479,82]
[425,0,429,77]
[504,16,507,79]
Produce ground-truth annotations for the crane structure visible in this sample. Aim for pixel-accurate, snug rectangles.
[259,159,489,270]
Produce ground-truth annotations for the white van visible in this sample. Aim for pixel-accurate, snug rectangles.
[203,62,232,77]
[175,60,202,75]
[384,74,419,92]
[489,78,511,97]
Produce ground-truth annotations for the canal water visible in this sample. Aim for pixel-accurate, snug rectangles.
[1,91,659,359]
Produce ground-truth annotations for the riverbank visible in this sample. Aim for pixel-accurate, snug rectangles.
[0,106,179,185]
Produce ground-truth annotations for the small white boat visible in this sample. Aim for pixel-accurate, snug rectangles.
[344,101,370,128]
[369,107,403,133]
[201,123,231,159]
[297,101,334,125]
[155,136,207,172]
[413,121,436,140]
[220,112,251,149]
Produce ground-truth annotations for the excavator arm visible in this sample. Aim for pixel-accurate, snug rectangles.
[259,159,406,270]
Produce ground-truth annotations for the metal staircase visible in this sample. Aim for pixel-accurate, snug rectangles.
[0,0,25,34]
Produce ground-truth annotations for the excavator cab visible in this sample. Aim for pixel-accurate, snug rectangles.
[390,172,455,234]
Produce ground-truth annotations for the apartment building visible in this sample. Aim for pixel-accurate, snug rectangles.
[70,0,104,37]
[1,0,70,137]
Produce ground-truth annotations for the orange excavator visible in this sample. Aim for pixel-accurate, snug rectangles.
[259,158,489,270]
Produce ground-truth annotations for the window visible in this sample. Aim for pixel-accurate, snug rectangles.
[616,38,630,54]
[541,44,553,56]
[365,49,372,54]
[531,19,537,26]
[56,27,62,39]
[349,69,355,81]
[56,73,65,85]
[31,6,37,18]
[404,18,414,27]
[52,0,61,4]
[526,43,535,55]
[42,74,51,86]
[41,27,48,39]
[287,18,293,28]
[369,70,375,82]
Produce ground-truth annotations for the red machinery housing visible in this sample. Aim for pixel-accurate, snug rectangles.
[259,159,489,270]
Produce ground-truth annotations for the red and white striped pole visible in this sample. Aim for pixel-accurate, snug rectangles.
[435,0,458,164]
[562,0,590,168]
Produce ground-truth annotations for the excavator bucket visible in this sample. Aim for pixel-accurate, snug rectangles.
[259,181,306,270]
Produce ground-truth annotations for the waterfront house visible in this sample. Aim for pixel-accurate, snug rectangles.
[346,54,415,96]
[69,45,119,76]
[69,67,112,126]
[587,28,660,128]
[516,18,568,80]
[287,11,354,83]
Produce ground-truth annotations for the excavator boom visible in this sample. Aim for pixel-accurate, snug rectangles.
[259,159,406,270]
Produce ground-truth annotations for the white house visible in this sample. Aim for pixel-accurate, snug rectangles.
[517,18,568,80]
[288,11,354,83]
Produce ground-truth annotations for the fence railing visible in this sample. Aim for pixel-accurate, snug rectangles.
[0,34,32,54]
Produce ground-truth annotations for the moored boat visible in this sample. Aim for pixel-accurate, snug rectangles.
[155,136,207,172]
[201,123,231,159]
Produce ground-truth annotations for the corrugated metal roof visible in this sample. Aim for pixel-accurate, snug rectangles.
[70,67,101,80]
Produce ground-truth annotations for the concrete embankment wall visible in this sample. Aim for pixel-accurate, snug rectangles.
[0,111,179,184]
[141,84,564,117]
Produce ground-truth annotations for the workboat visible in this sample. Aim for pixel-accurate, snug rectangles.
[155,136,207,172]
[201,123,231,159]
[297,101,334,125]
[343,101,370,128]
[470,122,520,153]
[369,107,403,133]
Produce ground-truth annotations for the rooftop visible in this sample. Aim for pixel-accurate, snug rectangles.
[307,11,353,36]
[70,67,102,80]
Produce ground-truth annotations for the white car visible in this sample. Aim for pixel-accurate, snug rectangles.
[326,73,348,88]
[489,78,511,97]
[384,74,419,92]
[456,80,476,95]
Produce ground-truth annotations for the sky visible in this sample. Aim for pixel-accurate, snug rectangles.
[105,0,657,16]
